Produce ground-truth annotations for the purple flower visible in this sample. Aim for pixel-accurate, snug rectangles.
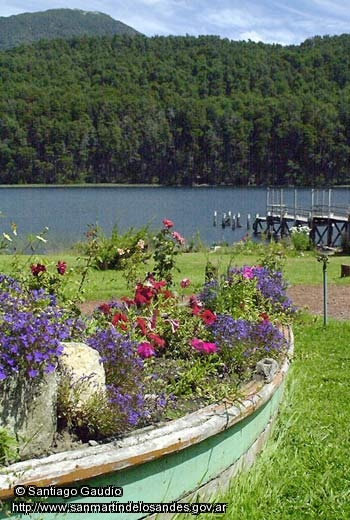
[86,327,148,430]
[0,275,74,381]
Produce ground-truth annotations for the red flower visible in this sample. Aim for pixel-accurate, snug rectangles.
[134,283,153,306]
[56,260,67,275]
[121,296,135,307]
[162,289,175,300]
[136,317,148,336]
[149,278,166,292]
[148,332,165,348]
[200,309,216,326]
[98,303,111,315]
[30,263,46,276]
[162,218,174,229]
[259,312,270,322]
[137,342,155,359]
[111,312,129,331]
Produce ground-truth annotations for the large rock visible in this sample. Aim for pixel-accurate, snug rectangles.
[59,342,106,408]
[0,371,57,459]
[255,358,279,383]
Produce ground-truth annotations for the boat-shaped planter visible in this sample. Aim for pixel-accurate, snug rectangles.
[0,326,293,520]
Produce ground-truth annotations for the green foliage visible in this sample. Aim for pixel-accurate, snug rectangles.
[0,427,18,465]
[164,356,237,401]
[290,225,313,251]
[257,240,286,272]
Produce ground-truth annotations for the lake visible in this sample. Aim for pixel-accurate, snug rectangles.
[1,185,349,251]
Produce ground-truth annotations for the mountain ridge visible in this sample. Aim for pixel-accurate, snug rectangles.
[0,8,141,49]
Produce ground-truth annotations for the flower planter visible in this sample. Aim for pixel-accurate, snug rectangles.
[0,326,293,520]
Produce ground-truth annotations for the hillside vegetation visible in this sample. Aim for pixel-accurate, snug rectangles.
[0,9,139,50]
[1,33,350,185]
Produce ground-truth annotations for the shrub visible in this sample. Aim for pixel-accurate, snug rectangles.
[79,224,150,274]
[290,225,312,251]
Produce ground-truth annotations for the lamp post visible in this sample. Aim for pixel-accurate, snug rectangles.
[317,254,329,326]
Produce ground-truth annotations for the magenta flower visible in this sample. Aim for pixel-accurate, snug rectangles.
[162,218,174,229]
[137,342,155,358]
[201,342,217,354]
[242,266,254,279]
[180,278,191,288]
[190,338,217,354]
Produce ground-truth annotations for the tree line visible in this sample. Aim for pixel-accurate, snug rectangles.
[1,33,350,186]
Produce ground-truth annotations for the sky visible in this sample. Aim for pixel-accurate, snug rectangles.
[1,0,350,46]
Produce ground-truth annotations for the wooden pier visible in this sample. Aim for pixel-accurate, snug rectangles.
[253,188,350,247]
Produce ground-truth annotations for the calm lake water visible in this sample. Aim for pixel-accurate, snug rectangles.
[1,186,350,251]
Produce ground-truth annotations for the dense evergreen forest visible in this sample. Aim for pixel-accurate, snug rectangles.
[1,33,350,186]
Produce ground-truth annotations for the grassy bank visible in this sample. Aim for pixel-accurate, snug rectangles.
[177,315,350,519]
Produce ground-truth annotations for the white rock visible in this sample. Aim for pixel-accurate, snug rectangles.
[59,342,106,408]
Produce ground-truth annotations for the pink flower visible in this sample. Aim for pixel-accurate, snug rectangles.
[180,278,191,288]
[56,260,67,275]
[190,338,202,350]
[137,342,155,359]
[162,219,174,229]
[242,266,254,279]
[190,338,217,354]
[164,318,180,333]
[172,231,185,246]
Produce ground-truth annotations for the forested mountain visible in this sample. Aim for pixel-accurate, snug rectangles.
[0,9,140,50]
[1,33,350,186]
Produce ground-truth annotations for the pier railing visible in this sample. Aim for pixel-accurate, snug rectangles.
[267,204,350,221]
